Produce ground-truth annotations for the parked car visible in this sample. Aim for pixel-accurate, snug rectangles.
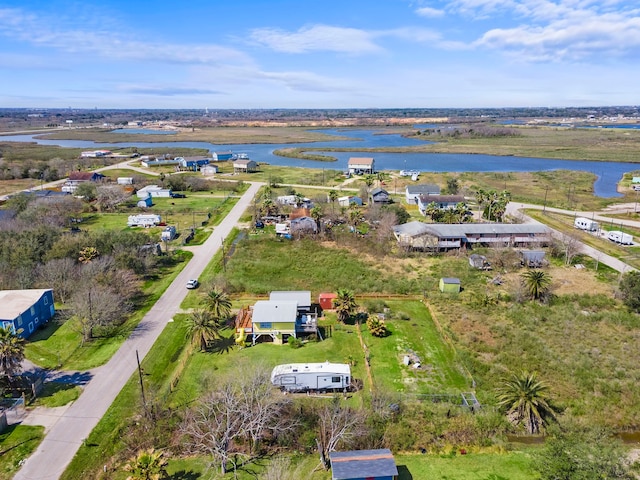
[171,192,187,198]
[186,279,199,289]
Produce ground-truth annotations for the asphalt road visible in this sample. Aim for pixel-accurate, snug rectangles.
[14,181,263,480]
[506,202,636,273]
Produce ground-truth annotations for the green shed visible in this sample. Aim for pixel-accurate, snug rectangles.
[439,277,461,293]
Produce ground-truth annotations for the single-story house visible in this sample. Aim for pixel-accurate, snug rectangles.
[233,159,258,173]
[417,194,465,215]
[439,277,461,293]
[370,187,390,204]
[80,150,112,158]
[330,449,398,480]
[0,289,55,339]
[392,221,550,250]
[212,150,234,161]
[338,196,363,207]
[140,158,182,167]
[62,171,106,193]
[347,157,375,175]
[178,156,210,171]
[405,184,440,204]
[136,185,172,198]
[201,165,219,176]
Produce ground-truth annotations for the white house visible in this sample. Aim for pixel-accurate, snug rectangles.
[201,165,219,176]
[347,157,375,175]
[405,184,441,204]
[233,159,258,173]
[417,195,465,215]
[136,185,172,198]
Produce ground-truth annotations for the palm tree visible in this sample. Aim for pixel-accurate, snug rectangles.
[203,288,232,323]
[328,190,338,214]
[497,371,557,434]
[185,309,220,351]
[0,327,25,379]
[521,270,552,301]
[311,206,323,231]
[333,289,357,323]
[124,448,169,480]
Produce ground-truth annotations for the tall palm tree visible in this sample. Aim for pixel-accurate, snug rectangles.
[521,270,552,301]
[328,190,338,214]
[185,309,220,351]
[203,288,232,323]
[497,371,557,434]
[0,327,25,380]
[333,289,357,323]
[124,448,169,480]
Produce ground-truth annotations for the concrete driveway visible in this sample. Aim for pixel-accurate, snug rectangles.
[14,181,263,480]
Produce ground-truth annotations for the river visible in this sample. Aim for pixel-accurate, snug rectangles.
[1,128,637,198]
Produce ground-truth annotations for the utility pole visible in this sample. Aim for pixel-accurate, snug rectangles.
[543,186,549,214]
[136,350,147,415]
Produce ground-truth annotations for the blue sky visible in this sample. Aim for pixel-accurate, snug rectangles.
[1,0,639,109]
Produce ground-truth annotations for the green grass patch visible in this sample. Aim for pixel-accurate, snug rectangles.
[31,383,82,408]
[0,425,45,480]
[364,301,470,394]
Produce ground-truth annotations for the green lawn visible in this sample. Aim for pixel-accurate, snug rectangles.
[0,425,45,480]
[364,301,470,394]
[31,383,82,408]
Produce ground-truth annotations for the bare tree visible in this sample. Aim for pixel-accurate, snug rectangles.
[180,383,245,475]
[554,232,582,266]
[37,258,78,304]
[316,397,365,470]
[67,285,129,344]
[96,185,130,211]
[260,456,297,480]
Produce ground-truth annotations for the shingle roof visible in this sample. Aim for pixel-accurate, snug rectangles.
[347,157,374,166]
[330,449,398,480]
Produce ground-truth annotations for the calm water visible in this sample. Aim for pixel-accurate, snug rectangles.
[2,128,637,198]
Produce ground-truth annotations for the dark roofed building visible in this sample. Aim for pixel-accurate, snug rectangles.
[370,187,390,204]
[417,194,465,215]
[330,448,398,480]
[405,184,440,204]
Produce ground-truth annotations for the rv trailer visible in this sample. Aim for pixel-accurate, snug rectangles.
[271,362,351,393]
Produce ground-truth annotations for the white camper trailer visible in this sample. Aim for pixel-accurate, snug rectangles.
[127,214,161,227]
[271,362,351,393]
[574,217,598,232]
[607,230,633,245]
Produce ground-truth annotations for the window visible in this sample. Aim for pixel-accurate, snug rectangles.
[16,315,22,327]
[30,306,35,316]
[44,296,48,305]
[259,322,272,329]
[332,376,341,383]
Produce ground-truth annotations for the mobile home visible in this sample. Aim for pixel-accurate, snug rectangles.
[574,217,598,232]
[271,362,351,392]
[607,230,633,245]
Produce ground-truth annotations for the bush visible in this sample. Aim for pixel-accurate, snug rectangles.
[287,336,303,348]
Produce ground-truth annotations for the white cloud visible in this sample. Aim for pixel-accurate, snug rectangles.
[0,8,251,66]
[249,24,383,54]
[415,6,445,18]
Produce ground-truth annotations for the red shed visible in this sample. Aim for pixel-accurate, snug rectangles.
[319,292,338,311]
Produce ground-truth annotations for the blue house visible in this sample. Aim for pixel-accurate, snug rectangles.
[212,150,234,161]
[0,289,55,338]
[178,157,210,171]
[330,449,398,480]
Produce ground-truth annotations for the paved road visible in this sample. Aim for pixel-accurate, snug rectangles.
[14,181,263,480]
[506,202,636,273]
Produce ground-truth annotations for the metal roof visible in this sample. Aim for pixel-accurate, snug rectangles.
[393,221,549,238]
[0,289,52,320]
[269,291,311,308]
[406,184,440,195]
[252,300,298,324]
[330,449,398,479]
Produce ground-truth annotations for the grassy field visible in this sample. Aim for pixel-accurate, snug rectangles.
[30,383,82,408]
[0,425,44,480]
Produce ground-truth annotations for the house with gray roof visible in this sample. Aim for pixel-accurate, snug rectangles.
[330,448,398,480]
[405,184,440,204]
[393,221,550,250]
[417,194,465,215]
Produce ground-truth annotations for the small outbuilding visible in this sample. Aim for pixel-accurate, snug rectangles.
[520,250,546,268]
[439,277,461,293]
[330,448,398,480]
[319,292,338,311]
[370,187,390,204]
[233,159,258,173]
